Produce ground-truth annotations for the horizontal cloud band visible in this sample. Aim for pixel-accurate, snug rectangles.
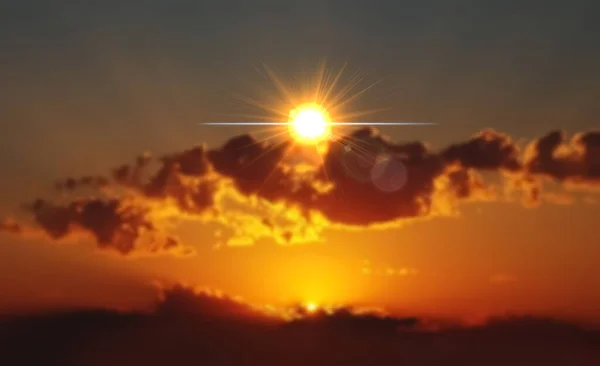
[1,128,598,255]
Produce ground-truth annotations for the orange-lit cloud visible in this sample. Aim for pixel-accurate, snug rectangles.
[361,260,419,277]
[524,130,600,184]
[0,217,22,234]
[2,128,598,254]
[519,130,600,205]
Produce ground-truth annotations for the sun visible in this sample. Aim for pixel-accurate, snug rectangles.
[304,302,319,313]
[289,103,331,144]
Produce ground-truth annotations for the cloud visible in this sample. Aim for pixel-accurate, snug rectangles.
[441,129,522,172]
[1,285,598,365]
[311,128,444,224]
[21,198,193,256]
[0,217,23,234]
[55,176,109,192]
[361,260,419,277]
[524,130,600,184]
[207,135,305,202]
[154,285,277,323]
[2,128,599,251]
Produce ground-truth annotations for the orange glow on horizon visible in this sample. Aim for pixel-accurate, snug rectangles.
[304,301,319,313]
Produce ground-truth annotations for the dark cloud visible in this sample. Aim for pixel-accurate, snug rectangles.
[525,130,600,184]
[4,128,599,250]
[207,134,315,203]
[25,198,187,255]
[143,147,210,198]
[0,285,598,366]
[114,148,217,214]
[446,168,490,199]
[441,129,522,172]
[112,152,152,188]
[55,176,109,192]
[144,166,216,215]
[155,285,274,324]
[313,128,445,224]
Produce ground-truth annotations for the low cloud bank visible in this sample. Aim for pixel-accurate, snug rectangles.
[0,285,598,365]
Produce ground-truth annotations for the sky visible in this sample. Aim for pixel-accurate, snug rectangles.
[0,0,599,324]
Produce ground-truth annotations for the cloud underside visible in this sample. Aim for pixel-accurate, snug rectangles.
[1,128,598,255]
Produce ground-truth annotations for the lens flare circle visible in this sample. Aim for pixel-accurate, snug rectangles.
[289,104,331,144]
[340,147,376,183]
[370,154,408,192]
[340,136,386,182]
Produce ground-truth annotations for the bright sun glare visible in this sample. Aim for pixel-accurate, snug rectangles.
[289,104,331,144]
[305,302,319,313]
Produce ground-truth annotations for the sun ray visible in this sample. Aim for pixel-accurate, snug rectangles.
[335,107,391,122]
[311,61,324,103]
[330,132,379,159]
[230,93,290,118]
[255,140,297,195]
[319,62,348,107]
[205,61,437,153]
[331,76,386,113]
[314,133,354,209]
[214,112,283,122]
[261,63,298,107]
[235,130,290,151]
[236,136,291,178]
[325,70,365,110]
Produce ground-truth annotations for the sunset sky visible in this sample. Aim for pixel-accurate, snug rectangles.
[1,0,599,325]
